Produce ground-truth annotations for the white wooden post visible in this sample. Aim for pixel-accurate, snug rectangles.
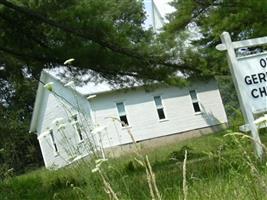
[218,32,264,159]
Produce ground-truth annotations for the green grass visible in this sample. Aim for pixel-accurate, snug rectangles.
[1,129,267,200]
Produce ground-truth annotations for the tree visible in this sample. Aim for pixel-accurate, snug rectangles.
[162,0,267,77]
[0,0,201,84]
[0,75,43,178]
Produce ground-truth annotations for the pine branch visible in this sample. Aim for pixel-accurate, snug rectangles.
[0,0,198,72]
[0,12,49,49]
[0,46,60,63]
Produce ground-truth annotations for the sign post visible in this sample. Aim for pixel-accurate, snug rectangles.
[216,32,267,159]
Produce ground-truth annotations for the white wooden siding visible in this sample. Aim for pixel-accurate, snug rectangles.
[90,79,227,148]
[37,76,227,168]
[37,75,94,168]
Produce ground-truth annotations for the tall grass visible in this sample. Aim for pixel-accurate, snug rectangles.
[1,130,267,200]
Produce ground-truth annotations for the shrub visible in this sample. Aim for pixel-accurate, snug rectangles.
[169,145,206,162]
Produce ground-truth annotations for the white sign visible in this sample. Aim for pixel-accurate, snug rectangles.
[236,52,267,114]
[216,32,267,159]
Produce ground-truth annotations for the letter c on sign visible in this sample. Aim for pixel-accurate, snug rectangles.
[251,89,259,98]
[260,58,266,68]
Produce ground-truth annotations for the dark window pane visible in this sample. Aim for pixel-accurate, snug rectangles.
[193,102,201,112]
[54,142,58,152]
[189,90,197,101]
[154,96,162,108]
[77,125,83,141]
[50,130,58,152]
[157,108,166,120]
[72,115,83,141]
[116,102,126,115]
[120,115,129,127]
[72,114,78,121]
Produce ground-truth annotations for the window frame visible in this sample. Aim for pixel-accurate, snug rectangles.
[72,113,84,142]
[153,95,167,121]
[115,102,130,127]
[49,129,59,155]
[189,89,202,114]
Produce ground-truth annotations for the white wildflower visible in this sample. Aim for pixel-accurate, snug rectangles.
[87,95,97,100]
[72,155,82,162]
[71,121,79,126]
[71,113,78,117]
[90,158,108,173]
[7,168,14,173]
[57,123,66,130]
[94,158,108,169]
[37,130,50,139]
[52,117,64,125]
[64,81,75,87]
[95,158,108,165]
[68,156,76,162]
[254,114,267,125]
[95,158,108,166]
[0,148,4,152]
[91,167,99,173]
[43,82,54,91]
[92,125,106,134]
[64,58,75,65]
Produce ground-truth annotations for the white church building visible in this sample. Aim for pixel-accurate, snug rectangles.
[29,1,228,168]
[30,70,228,168]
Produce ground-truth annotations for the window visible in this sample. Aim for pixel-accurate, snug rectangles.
[154,96,166,120]
[72,114,83,141]
[189,90,201,113]
[116,102,129,127]
[49,129,58,153]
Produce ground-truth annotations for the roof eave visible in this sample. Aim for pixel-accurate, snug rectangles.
[29,70,90,133]
[29,71,47,133]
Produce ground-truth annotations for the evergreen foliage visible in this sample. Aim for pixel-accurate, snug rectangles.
[0,0,198,84]
[162,0,267,77]
[0,75,43,177]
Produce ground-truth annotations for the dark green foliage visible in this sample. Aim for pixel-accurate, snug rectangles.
[169,145,206,162]
[216,76,244,129]
[0,75,43,179]
[125,160,138,172]
[162,0,267,77]
[49,176,86,190]
[0,0,197,84]
[0,172,88,200]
